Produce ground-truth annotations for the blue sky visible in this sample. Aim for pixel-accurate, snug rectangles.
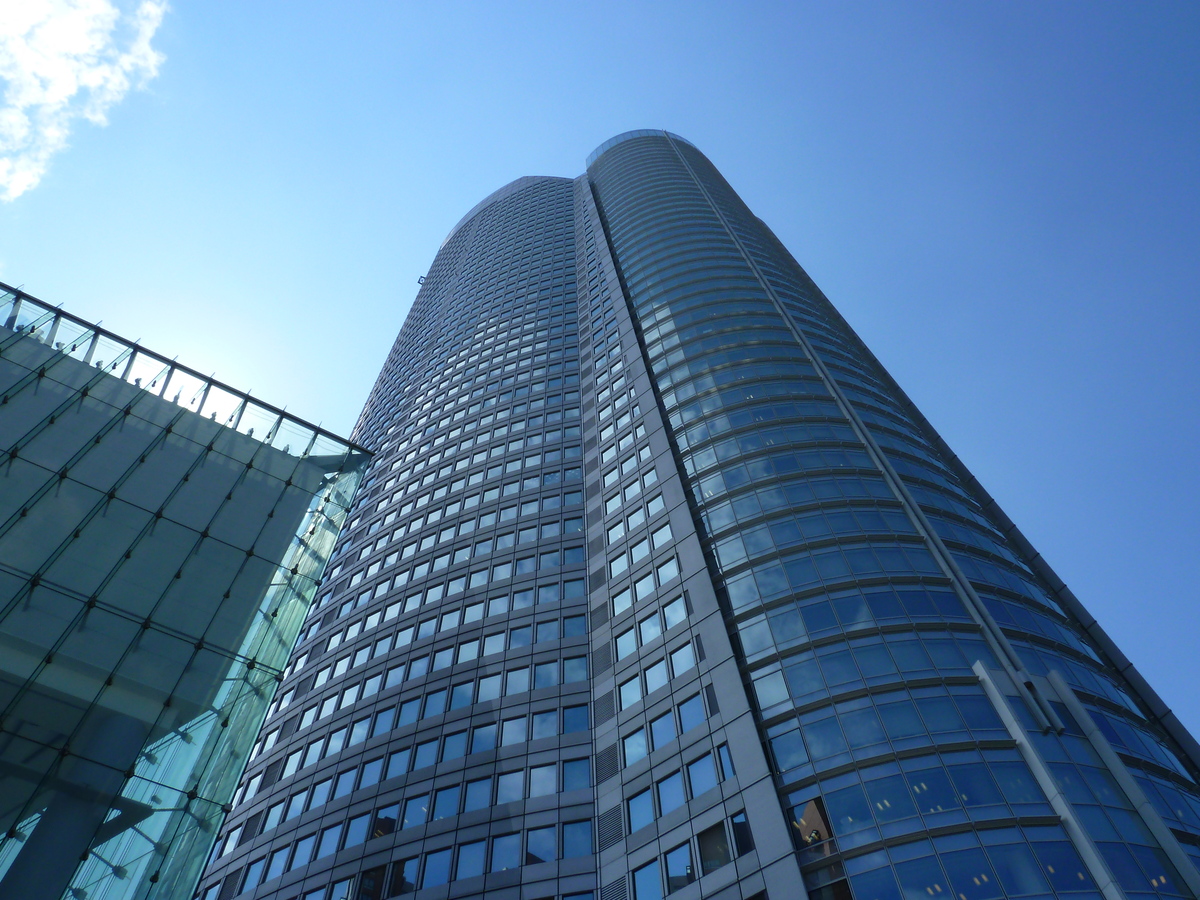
[2,2,1198,732]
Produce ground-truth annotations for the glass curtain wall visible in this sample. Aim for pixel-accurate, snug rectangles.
[0,288,367,900]
[586,131,1200,900]
[200,131,1200,900]
[199,177,596,900]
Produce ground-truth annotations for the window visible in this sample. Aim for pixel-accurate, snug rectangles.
[651,712,676,749]
[616,628,638,658]
[455,840,486,880]
[372,805,398,837]
[433,785,460,819]
[629,788,655,831]
[658,771,685,814]
[491,833,522,871]
[634,860,663,900]
[698,822,732,874]
[665,842,696,893]
[564,820,592,857]
[620,676,643,709]
[401,794,429,828]
[688,753,719,796]
[390,857,419,895]
[645,659,669,693]
[564,758,591,790]
[663,595,686,628]
[563,704,589,732]
[496,770,524,803]
[344,813,370,847]
[731,811,755,855]
[316,823,343,858]
[422,848,452,888]
[670,643,696,675]
[625,728,649,763]
[289,833,316,870]
[526,826,557,864]
[564,656,588,681]
[464,777,492,811]
[530,764,556,796]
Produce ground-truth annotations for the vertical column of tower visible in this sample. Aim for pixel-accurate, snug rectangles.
[664,135,1200,897]
[198,177,598,900]
[574,174,803,900]
[587,131,1200,900]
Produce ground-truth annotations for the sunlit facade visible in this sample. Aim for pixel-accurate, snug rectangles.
[199,131,1200,900]
[0,285,368,900]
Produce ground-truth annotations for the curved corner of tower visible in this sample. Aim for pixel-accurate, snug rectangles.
[440,175,574,249]
[585,129,698,169]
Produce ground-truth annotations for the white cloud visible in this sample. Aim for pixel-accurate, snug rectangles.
[0,0,166,201]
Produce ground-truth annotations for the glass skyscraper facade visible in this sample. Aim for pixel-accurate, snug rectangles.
[199,131,1200,900]
[0,286,367,900]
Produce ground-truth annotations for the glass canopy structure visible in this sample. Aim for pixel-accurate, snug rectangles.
[198,132,1200,900]
[0,284,369,900]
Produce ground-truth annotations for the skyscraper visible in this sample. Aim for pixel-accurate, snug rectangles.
[199,131,1200,900]
[0,285,367,900]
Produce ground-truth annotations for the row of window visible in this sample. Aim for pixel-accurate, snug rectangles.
[983,593,1098,663]
[619,640,698,710]
[930,513,1027,571]
[382,460,585,527]
[700,470,895,538]
[282,649,590,757]
[603,465,661,515]
[767,682,1011,786]
[384,398,582,511]
[627,746,734,831]
[615,595,688,661]
[695,445,874,506]
[277,576,588,719]
[610,521,674,577]
[599,415,645,464]
[379,384,580,494]
[631,811,754,900]
[1013,640,1139,718]
[712,503,918,571]
[319,487,585,610]
[667,393,841,442]
[680,418,858,477]
[417,361,580,438]
[381,385,579,481]
[412,342,579,434]
[246,696,591,807]
[622,692,707,764]
[724,539,944,612]
[949,547,1072,623]
[370,345,579,467]
[825,823,1100,900]
[606,493,668,549]
[407,364,579,429]
[602,441,653,488]
[232,754,592,860]
[736,584,971,663]
[793,747,1053,857]
[389,445,583,516]
[360,509,584,580]
[598,403,643,444]
[753,627,997,715]
[228,818,593,900]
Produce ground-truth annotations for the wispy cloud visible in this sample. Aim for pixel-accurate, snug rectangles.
[0,0,166,201]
